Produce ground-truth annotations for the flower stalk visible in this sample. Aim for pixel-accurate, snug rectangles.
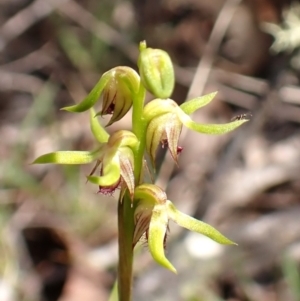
[117,81,146,301]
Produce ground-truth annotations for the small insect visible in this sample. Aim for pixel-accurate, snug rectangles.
[231,112,252,121]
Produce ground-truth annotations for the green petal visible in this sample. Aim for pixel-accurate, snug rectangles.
[61,71,111,112]
[143,98,177,123]
[117,67,140,95]
[133,203,153,247]
[134,184,167,206]
[106,83,133,126]
[177,109,248,135]
[146,114,169,166]
[119,147,135,198]
[167,201,236,245]
[33,151,98,164]
[180,92,217,115]
[87,173,120,187]
[90,108,109,143]
[87,153,121,186]
[148,204,177,273]
[165,116,182,163]
[108,130,138,151]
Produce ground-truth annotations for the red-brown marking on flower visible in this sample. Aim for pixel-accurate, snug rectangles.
[91,163,121,196]
[161,139,168,149]
[161,139,183,155]
[98,177,121,196]
[105,102,115,114]
[177,146,183,154]
[102,90,116,115]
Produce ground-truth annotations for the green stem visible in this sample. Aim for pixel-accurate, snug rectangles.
[117,192,134,301]
[132,84,147,183]
[117,83,146,301]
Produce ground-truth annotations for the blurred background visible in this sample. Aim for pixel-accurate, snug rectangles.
[1,0,300,300]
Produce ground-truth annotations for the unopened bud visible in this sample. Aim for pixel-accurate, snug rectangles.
[138,41,175,99]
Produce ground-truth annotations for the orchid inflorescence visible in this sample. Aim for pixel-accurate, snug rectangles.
[33,41,247,275]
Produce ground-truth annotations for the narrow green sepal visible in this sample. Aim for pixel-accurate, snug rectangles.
[167,201,236,245]
[180,92,217,115]
[148,204,177,273]
[32,151,98,165]
[62,71,111,112]
[90,108,109,143]
[177,109,248,135]
[186,119,248,135]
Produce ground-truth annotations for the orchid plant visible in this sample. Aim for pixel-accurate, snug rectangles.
[33,41,247,301]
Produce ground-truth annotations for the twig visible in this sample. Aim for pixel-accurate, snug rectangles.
[57,0,138,63]
[216,83,258,109]
[212,69,268,96]
[187,0,242,100]
[279,85,300,105]
[0,70,44,93]
[0,43,56,73]
[0,0,70,52]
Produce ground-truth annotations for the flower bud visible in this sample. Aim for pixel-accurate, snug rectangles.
[138,41,175,99]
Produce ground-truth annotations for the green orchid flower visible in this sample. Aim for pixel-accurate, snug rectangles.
[62,66,140,126]
[133,184,235,273]
[143,92,249,165]
[33,111,138,197]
